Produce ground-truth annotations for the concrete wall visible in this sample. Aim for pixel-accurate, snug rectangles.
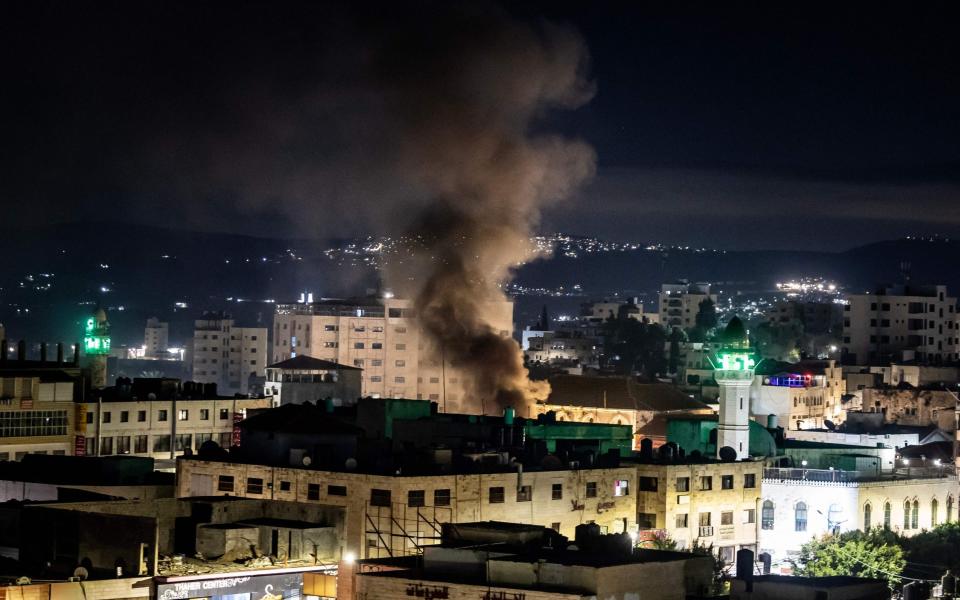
[356,574,581,600]
[178,459,638,559]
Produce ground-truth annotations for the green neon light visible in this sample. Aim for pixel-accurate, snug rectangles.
[718,351,755,371]
[83,317,111,355]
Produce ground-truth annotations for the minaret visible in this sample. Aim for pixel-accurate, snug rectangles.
[712,316,755,460]
[84,307,111,389]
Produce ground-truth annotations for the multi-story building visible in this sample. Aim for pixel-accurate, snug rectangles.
[660,282,716,331]
[859,387,956,429]
[271,296,513,413]
[634,459,763,563]
[191,312,267,396]
[0,342,82,460]
[759,465,958,570]
[752,360,846,430]
[522,328,601,368]
[143,317,169,357]
[177,458,638,560]
[264,355,362,406]
[78,378,271,459]
[766,300,843,335]
[842,284,959,365]
[582,299,660,326]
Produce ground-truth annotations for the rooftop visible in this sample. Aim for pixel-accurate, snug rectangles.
[267,355,361,371]
[544,375,709,412]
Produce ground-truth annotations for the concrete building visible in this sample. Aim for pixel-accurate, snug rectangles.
[271,296,513,413]
[842,284,959,365]
[634,458,763,562]
[0,360,79,459]
[78,378,271,460]
[752,359,846,431]
[191,311,268,396]
[660,282,716,331]
[0,454,173,503]
[766,300,843,335]
[144,317,169,358]
[860,387,957,429]
[759,465,958,570]
[534,375,712,449]
[582,299,660,326]
[522,328,601,369]
[265,355,363,407]
[353,522,714,600]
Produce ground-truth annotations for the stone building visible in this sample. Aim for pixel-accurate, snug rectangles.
[860,387,957,429]
[190,311,268,396]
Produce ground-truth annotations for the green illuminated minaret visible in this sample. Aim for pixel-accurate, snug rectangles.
[84,307,110,388]
[711,316,755,460]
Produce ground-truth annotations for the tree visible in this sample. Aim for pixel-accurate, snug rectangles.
[601,316,667,378]
[695,297,718,331]
[899,522,960,580]
[790,530,906,588]
[688,541,730,595]
[668,328,683,374]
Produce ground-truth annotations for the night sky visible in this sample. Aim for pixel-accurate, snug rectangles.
[3,1,960,250]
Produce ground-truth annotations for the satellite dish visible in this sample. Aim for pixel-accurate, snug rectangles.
[825,420,836,430]
[718,446,737,462]
[301,456,312,467]
[344,458,358,471]
[73,566,89,580]
[15,577,31,586]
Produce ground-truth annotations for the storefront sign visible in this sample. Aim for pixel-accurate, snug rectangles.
[157,572,302,600]
[74,435,86,457]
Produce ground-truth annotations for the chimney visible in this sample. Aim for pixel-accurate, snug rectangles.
[39,343,47,363]
[56,342,64,364]
[17,340,26,362]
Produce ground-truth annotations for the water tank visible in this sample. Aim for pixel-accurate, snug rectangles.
[767,414,778,429]
[942,570,957,595]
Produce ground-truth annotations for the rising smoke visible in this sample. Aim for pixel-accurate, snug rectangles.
[377,5,597,415]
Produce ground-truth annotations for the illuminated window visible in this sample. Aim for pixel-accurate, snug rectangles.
[795,502,807,532]
[761,500,775,530]
[614,480,630,497]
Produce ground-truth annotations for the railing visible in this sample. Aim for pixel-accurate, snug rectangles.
[764,466,953,483]
[698,526,714,538]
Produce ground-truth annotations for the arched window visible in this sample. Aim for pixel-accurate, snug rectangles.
[884,502,891,529]
[904,500,912,529]
[795,502,808,532]
[912,500,919,530]
[762,500,775,530]
[932,499,939,527]
[864,503,872,530]
[828,504,843,535]
[948,496,955,523]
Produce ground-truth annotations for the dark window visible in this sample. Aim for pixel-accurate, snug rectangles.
[721,475,734,490]
[585,482,597,498]
[246,478,263,494]
[744,474,756,488]
[638,513,656,528]
[102,412,111,424]
[721,511,734,525]
[307,484,320,500]
[676,514,689,528]
[371,489,392,507]
[328,485,347,496]
[795,502,808,532]
[134,435,147,453]
[434,489,451,506]
[137,411,146,422]
[200,409,210,420]
[676,477,690,492]
[639,476,658,492]
[219,408,230,420]
[120,411,129,423]
[552,483,563,500]
[217,475,234,492]
[158,410,168,422]
[700,476,713,491]
[699,512,711,526]
[408,490,425,507]
[279,481,291,492]
[489,486,505,503]
[744,509,756,524]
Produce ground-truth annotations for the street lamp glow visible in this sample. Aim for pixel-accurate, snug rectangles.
[343,551,356,564]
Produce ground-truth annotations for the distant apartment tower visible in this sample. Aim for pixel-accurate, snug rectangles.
[271,296,514,413]
[842,284,959,365]
[143,317,169,357]
[659,282,716,330]
[191,312,267,396]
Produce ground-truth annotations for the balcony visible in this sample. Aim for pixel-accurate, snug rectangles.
[763,466,953,483]
[698,526,714,538]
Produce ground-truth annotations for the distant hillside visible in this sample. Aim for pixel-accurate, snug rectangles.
[1,222,958,346]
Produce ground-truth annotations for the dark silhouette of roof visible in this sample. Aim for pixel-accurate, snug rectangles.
[240,402,364,435]
[545,375,710,412]
[267,355,360,371]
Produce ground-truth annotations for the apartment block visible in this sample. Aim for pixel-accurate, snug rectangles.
[842,284,959,365]
[634,460,763,562]
[271,297,513,413]
[191,312,268,396]
[176,458,638,560]
[143,317,169,357]
[660,282,716,331]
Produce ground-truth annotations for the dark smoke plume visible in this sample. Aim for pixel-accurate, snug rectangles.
[379,5,597,415]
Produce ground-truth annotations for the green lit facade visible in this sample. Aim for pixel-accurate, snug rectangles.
[83,316,111,355]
